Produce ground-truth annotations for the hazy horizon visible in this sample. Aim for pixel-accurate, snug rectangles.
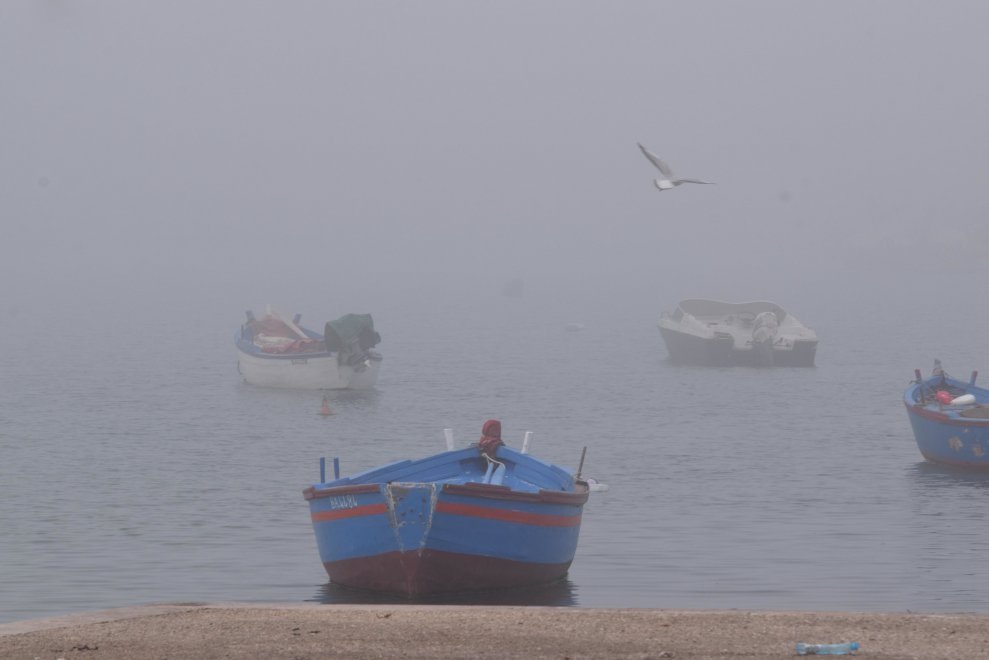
[4,2,988,312]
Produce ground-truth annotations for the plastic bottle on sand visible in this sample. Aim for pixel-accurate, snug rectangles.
[796,641,859,655]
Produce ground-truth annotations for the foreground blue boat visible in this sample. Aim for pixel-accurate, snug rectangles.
[302,428,590,597]
[904,366,989,468]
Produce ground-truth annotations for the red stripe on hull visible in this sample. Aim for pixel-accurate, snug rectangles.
[311,503,388,522]
[435,501,581,527]
[442,482,589,505]
[324,549,572,597]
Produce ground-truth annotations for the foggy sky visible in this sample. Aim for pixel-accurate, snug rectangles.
[3,2,988,309]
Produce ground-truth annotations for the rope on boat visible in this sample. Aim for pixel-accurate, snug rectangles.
[481,452,506,485]
[482,452,506,470]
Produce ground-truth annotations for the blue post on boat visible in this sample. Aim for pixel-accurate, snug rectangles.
[320,457,325,483]
[333,457,340,480]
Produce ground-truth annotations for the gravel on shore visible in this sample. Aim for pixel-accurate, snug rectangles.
[2,602,989,659]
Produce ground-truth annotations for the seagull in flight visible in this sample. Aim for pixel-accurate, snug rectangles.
[637,143,714,190]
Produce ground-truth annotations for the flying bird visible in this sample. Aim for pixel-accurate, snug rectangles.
[637,143,714,190]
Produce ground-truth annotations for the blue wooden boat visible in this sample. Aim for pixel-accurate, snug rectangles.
[302,431,590,597]
[904,366,989,468]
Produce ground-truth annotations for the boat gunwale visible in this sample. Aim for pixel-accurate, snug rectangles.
[303,483,381,501]
[904,376,989,427]
[303,479,589,506]
[442,481,589,506]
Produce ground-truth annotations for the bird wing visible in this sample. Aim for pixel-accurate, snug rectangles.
[675,178,714,185]
[637,143,674,177]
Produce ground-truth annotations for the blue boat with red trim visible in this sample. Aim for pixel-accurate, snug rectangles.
[904,364,989,468]
[302,422,591,597]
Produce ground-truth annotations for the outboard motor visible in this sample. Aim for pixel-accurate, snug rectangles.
[751,311,779,367]
[324,314,381,372]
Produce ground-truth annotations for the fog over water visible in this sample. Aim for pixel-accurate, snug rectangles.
[3,2,989,622]
[6,2,989,305]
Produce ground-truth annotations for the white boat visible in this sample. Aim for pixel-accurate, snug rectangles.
[236,308,382,389]
[658,299,818,367]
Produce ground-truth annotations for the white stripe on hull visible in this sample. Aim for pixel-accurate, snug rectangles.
[237,349,381,389]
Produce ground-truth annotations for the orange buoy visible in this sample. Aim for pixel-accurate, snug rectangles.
[319,396,334,416]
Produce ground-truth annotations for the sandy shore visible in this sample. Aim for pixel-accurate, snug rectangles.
[2,602,989,659]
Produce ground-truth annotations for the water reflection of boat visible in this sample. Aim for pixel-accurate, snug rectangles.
[657,299,818,366]
[312,577,578,607]
[907,461,989,489]
[303,430,590,597]
[235,308,382,389]
[904,366,989,468]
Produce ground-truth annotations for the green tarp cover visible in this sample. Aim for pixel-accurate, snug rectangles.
[324,314,380,352]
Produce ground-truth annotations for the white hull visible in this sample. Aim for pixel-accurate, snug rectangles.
[237,349,381,390]
[657,299,818,367]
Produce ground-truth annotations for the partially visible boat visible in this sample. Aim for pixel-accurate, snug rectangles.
[303,425,591,597]
[236,308,382,389]
[657,299,818,366]
[904,364,989,468]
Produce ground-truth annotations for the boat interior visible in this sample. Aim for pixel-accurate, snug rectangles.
[912,375,989,418]
[663,299,816,347]
[318,447,575,494]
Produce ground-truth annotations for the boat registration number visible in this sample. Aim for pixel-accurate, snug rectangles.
[291,359,308,365]
[327,495,358,510]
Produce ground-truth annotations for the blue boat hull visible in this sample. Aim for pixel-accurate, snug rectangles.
[904,374,989,468]
[304,447,588,596]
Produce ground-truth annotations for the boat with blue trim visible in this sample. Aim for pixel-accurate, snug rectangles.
[302,423,591,597]
[236,307,382,389]
[904,363,989,468]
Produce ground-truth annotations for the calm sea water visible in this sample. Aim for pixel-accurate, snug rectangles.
[3,269,989,623]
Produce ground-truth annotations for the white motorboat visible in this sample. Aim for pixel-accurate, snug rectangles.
[658,299,817,366]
